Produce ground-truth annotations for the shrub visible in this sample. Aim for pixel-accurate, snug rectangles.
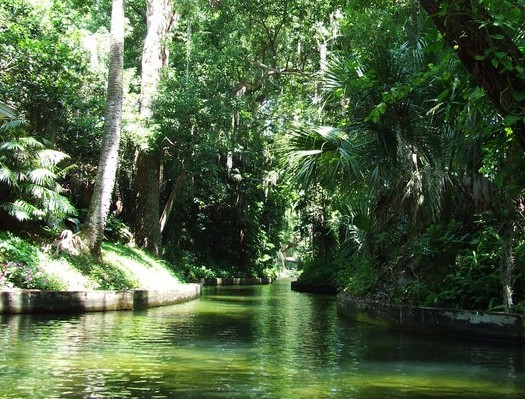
[297,256,347,288]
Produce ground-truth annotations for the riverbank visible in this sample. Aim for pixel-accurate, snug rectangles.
[1,234,203,314]
[0,233,186,291]
[337,293,525,343]
[1,233,283,314]
[0,277,278,314]
[0,284,201,314]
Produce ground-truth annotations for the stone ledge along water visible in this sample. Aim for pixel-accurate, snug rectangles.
[337,293,525,343]
[0,284,201,314]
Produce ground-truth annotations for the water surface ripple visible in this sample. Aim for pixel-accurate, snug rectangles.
[1,280,524,398]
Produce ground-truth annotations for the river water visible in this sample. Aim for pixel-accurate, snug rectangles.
[1,279,524,398]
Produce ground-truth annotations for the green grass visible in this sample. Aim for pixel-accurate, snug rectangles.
[0,232,185,291]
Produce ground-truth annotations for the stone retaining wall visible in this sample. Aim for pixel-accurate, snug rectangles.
[338,293,524,343]
[193,277,273,286]
[0,284,201,314]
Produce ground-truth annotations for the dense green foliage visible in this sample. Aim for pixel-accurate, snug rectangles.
[287,0,525,313]
[150,0,345,276]
[1,0,525,313]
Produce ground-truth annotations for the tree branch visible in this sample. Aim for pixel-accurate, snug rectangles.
[419,0,525,150]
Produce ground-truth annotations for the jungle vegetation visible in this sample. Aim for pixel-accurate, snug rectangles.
[1,0,524,313]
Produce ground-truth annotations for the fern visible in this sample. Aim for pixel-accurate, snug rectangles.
[0,118,77,228]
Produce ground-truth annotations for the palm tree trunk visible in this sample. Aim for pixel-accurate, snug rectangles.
[500,239,515,312]
[81,0,124,261]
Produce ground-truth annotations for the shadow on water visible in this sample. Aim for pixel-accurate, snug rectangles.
[0,291,11,315]
[1,279,524,399]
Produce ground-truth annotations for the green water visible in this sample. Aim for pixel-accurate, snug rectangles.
[1,280,524,398]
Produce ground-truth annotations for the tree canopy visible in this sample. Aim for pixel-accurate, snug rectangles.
[1,0,524,313]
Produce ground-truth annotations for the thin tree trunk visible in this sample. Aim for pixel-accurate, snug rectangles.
[159,171,187,233]
[81,0,124,262]
[500,224,516,312]
[418,0,525,150]
[133,0,177,254]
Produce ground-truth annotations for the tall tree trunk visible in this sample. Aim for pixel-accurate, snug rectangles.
[132,0,177,255]
[133,150,162,255]
[133,150,162,254]
[418,0,525,150]
[81,0,124,262]
[140,0,176,118]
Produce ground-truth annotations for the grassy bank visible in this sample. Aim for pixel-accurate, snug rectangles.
[0,232,185,291]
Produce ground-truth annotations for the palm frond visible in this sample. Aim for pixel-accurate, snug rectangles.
[3,200,45,221]
[0,115,76,226]
[0,119,24,134]
[56,163,78,178]
[42,193,76,215]
[283,125,363,190]
[0,141,27,153]
[323,54,357,94]
[24,184,60,200]
[36,149,70,167]
[0,164,19,187]
[413,37,427,68]
[28,168,57,186]
[18,136,45,149]
[335,198,375,256]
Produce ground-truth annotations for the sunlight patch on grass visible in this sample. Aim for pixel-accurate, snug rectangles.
[32,242,185,291]
[39,253,95,290]
[102,244,182,290]
[2,233,186,291]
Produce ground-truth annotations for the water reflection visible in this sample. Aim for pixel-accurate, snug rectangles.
[1,280,524,398]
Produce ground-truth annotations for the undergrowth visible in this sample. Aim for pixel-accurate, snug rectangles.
[0,231,184,290]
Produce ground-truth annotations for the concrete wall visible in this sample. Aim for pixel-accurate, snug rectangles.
[0,284,201,314]
[338,293,525,343]
[193,277,273,286]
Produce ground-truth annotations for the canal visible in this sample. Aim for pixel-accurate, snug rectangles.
[1,279,524,398]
